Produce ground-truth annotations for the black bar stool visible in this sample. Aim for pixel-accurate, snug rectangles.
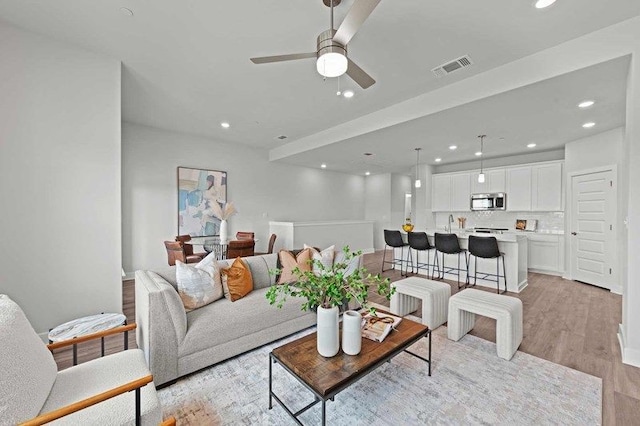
[467,235,507,294]
[433,233,468,289]
[407,232,436,277]
[382,230,412,277]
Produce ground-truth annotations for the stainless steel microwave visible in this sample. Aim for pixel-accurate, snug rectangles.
[470,193,507,211]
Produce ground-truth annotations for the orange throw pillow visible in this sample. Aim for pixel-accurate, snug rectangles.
[277,248,312,284]
[221,257,254,302]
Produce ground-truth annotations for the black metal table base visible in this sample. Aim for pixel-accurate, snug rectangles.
[268,330,431,425]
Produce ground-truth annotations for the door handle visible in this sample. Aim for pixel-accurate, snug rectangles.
[571,232,577,235]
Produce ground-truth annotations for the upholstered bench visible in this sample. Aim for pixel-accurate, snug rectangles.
[390,277,451,329]
[447,288,523,360]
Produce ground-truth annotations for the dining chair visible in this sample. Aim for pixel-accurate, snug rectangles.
[175,234,207,261]
[226,239,255,258]
[255,233,277,255]
[235,231,255,240]
[164,241,200,266]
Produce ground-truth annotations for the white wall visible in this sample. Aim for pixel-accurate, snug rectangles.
[364,174,391,250]
[0,23,122,335]
[390,174,412,229]
[122,123,365,273]
[564,127,626,293]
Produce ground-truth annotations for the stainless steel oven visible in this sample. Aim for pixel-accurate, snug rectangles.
[470,193,507,211]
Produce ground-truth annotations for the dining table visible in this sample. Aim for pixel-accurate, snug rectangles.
[185,237,259,260]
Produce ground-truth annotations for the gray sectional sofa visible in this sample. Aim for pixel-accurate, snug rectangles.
[135,253,316,386]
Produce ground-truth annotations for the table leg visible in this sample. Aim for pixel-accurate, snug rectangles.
[428,329,432,376]
[268,356,273,410]
[322,399,326,426]
[73,342,78,366]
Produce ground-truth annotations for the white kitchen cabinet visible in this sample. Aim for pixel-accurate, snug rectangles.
[532,162,563,211]
[432,174,452,212]
[506,166,532,211]
[471,169,506,194]
[527,233,565,275]
[451,173,471,211]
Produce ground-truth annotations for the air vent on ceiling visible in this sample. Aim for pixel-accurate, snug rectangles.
[431,55,474,78]
[276,135,288,140]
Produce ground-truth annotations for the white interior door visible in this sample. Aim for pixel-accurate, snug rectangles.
[570,170,615,289]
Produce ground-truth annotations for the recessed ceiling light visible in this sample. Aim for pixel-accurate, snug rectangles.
[343,90,355,98]
[578,100,595,108]
[534,0,556,9]
[582,122,596,128]
[365,171,370,176]
[527,143,537,148]
[435,158,442,162]
[363,152,374,156]
[120,7,134,16]
[449,145,457,150]
[220,122,230,128]
[321,163,327,169]
[475,152,482,156]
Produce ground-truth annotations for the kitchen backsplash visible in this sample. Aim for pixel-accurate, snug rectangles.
[434,211,565,232]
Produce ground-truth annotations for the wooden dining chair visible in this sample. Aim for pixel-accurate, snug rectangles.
[256,233,277,255]
[164,241,201,266]
[235,231,255,240]
[226,239,255,258]
[175,234,207,260]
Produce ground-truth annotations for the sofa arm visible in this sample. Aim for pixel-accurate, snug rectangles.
[135,271,187,386]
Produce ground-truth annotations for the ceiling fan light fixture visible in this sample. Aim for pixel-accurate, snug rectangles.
[316,51,348,78]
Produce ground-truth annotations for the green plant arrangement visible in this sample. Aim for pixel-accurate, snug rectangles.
[265,246,394,313]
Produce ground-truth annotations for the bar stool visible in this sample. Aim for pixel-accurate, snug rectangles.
[407,232,437,277]
[433,233,468,289]
[467,235,507,294]
[382,230,412,277]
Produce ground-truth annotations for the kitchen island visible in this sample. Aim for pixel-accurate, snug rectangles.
[395,230,528,293]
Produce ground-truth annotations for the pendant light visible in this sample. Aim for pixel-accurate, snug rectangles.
[414,148,422,188]
[478,135,486,183]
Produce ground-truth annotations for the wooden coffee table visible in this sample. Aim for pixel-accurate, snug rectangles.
[268,314,431,425]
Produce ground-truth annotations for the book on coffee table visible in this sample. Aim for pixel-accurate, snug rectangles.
[361,312,402,343]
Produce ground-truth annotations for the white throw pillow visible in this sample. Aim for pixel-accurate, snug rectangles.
[176,260,223,311]
[334,251,361,277]
[304,244,335,275]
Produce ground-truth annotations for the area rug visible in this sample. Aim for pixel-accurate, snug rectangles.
[158,326,601,425]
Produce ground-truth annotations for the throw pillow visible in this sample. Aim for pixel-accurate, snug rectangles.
[175,260,224,311]
[304,244,335,275]
[277,248,312,284]
[334,250,361,277]
[221,257,254,301]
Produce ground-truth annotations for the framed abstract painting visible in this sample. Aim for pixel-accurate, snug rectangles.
[177,167,227,237]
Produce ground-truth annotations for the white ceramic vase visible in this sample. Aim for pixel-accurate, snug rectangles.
[219,219,228,243]
[316,306,339,357]
[341,310,362,355]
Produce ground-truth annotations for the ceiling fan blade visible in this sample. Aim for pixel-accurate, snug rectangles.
[346,59,375,89]
[333,0,381,46]
[250,52,316,64]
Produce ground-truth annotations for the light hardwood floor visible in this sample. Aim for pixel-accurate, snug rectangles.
[51,251,640,425]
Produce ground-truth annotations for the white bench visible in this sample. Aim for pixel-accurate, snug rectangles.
[390,277,451,329]
[447,288,523,360]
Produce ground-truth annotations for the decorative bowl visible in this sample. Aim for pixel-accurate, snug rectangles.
[402,224,414,232]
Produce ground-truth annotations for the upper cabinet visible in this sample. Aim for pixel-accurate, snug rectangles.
[432,161,563,212]
[471,169,506,194]
[531,162,563,211]
[432,172,471,212]
[451,173,471,211]
[432,174,452,212]
[506,166,532,211]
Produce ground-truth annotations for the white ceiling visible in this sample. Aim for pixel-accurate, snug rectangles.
[0,0,638,172]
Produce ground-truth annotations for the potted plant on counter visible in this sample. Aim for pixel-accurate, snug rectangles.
[266,246,393,357]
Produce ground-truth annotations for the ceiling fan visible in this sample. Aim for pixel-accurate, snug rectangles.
[250,0,381,89]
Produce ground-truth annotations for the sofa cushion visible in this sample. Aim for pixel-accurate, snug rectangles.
[175,260,223,311]
[39,349,161,425]
[304,244,335,275]
[277,248,312,284]
[179,288,313,358]
[0,294,58,424]
[221,258,254,302]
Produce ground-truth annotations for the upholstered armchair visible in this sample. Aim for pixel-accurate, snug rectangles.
[0,294,174,425]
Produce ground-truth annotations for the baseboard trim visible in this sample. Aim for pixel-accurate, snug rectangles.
[528,268,563,277]
[618,324,640,368]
